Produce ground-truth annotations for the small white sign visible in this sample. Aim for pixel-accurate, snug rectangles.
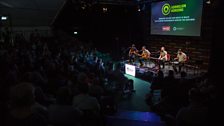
[125,64,136,76]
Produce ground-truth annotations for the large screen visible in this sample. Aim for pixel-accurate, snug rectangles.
[151,0,203,36]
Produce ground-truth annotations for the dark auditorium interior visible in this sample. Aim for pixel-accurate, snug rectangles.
[0,0,223,126]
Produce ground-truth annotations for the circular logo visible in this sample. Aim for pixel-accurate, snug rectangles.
[173,27,177,31]
[162,3,171,16]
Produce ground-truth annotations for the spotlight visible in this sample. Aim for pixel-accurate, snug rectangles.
[103,7,108,13]
[206,0,211,4]
[137,5,141,12]
[1,16,7,20]
[81,6,86,10]
[74,32,78,35]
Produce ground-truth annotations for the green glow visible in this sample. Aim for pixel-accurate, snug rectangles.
[162,3,187,15]
[162,3,171,16]
[171,4,186,9]
[171,8,184,12]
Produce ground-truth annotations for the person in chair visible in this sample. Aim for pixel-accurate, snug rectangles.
[128,44,138,64]
[158,47,167,69]
[138,46,150,67]
[173,49,187,73]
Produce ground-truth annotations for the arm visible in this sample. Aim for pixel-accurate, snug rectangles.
[147,50,151,58]
[129,49,134,56]
[174,55,178,60]
[128,49,131,56]
[183,54,187,62]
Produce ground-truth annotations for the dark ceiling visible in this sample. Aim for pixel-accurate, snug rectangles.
[0,0,66,26]
[0,0,156,26]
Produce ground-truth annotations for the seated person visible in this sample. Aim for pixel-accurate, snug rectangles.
[73,83,100,113]
[176,88,208,126]
[48,87,82,126]
[158,47,167,69]
[173,49,187,73]
[128,44,138,64]
[138,46,150,67]
[72,83,101,126]
[5,83,48,126]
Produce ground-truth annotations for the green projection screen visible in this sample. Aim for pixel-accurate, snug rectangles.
[151,0,203,36]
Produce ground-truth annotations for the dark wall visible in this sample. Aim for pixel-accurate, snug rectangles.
[209,0,224,87]
[53,1,146,60]
[208,1,223,125]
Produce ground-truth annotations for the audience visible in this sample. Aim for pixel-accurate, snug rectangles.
[73,82,100,112]
[48,87,82,126]
[0,29,218,126]
[0,30,113,126]
[5,83,48,126]
[176,88,208,126]
[150,70,164,91]
[146,70,218,126]
[73,83,102,126]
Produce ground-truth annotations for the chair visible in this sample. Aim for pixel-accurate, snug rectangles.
[167,54,171,61]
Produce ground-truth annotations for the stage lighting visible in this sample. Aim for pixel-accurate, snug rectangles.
[137,5,141,12]
[81,6,86,10]
[205,0,211,4]
[1,16,7,20]
[103,7,108,13]
[74,31,78,35]
[206,0,211,4]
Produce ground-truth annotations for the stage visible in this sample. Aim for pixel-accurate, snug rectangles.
[120,59,206,81]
